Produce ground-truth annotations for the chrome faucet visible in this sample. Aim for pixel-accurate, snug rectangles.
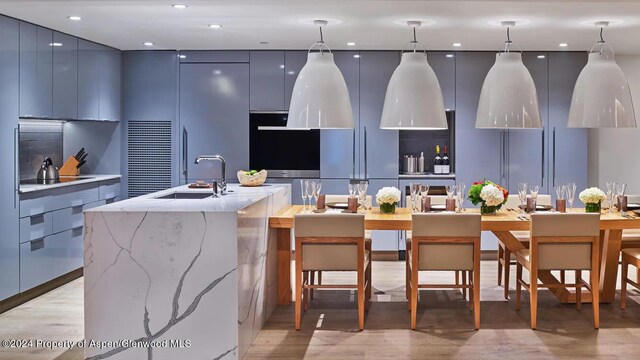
[194,155,227,195]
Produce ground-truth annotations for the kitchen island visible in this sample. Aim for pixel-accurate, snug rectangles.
[83,183,290,360]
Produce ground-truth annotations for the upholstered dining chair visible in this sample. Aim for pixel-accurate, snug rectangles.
[407,213,482,330]
[499,194,552,299]
[306,195,372,299]
[294,213,370,330]
[621,248,640,310]
[514,213,600,329]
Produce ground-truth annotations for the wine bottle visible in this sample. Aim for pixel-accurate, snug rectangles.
[434,145,442,174]
[442,146,450,174]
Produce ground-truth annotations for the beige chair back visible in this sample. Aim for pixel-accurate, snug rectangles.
[295,213,365,271]
[325,194,372,209]
[411,213,481,270]
[530,213,600,270]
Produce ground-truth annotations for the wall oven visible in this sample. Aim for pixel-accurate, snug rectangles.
[249,112,320,178]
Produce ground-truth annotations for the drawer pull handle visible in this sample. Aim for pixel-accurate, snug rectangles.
[30,238,45,251]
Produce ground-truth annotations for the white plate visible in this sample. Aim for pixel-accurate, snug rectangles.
[430,204,446,210]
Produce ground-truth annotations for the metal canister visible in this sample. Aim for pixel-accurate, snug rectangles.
[404,155,418,173]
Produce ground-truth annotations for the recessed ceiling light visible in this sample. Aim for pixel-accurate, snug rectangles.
[259,41,269,45]
[143,42,154,46]
[67,16,81,21]
[537,54,546,59]
[559,43,568,47]
[353,54,361,58]
[279,64,285,69]
[208,24,222,29]
[49,42,62,47]
[446,54,454,58]
[178,54,186,59]
[452,42,462,47]
[287,71,295,75]
[347,42,356,46]
[213,70,221,75]
[172,4,188,9]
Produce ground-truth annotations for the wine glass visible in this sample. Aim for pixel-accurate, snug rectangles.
[358,181,368,211]
[566,183,577,211]
[306,180,316,209]
[555,185,566,200]
[313,181,322,208]
[300,179,309,211]
[456,183,466,211]
[616,183,627,211]
[606,181,616,212]
[420,185,430,211]
[518,183,528,213]
[410,182,421,212]
[445,184,456,199]
[529,184,540,210]
[348,183,357,198]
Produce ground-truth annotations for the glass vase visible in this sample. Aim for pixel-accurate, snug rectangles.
[380,202,396,214]
[585,202,601,213]
[480,203,498,215]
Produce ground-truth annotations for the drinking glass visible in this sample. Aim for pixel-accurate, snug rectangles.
[456,183,466,211]
[313,181,322,207]
[529,185,540,209]
[518,183,528,213]
[616,183,627,211]
[358,181,368,211]
[554,185,566,200]
[606,182,616,212]
[566,182,577,211]
[348,183,357,198]
[445,184,456,199]
[410,182,419,212]
[420,185,430,211]
[300,179,309,211]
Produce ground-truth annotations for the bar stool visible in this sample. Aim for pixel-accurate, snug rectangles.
[498,194,552,299]
[307,195,372,299]
[621,248,640,310]
[294,213,370,330]
[514,213,600,329]
[407,213,482,330]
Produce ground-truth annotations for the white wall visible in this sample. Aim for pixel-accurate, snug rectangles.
[588,55,640,194]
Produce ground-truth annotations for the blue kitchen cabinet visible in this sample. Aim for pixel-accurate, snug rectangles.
[428,51,456,111]
[0,15,19,301]
[284,51,307,109]
[455,52,502,188]
[549,52,588,194]
[52,31,78,120]
[320,51,360,179]
[19,23,53,118]
[359,51,399,179]
[506,52,548,194]
[179,63,250,183]
[250,51,285,110]
[98,45,122,121]
[78,39,101,120]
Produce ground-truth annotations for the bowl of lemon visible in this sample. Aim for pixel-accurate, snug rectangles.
[237,169,267,186]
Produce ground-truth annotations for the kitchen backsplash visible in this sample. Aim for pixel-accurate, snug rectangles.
[19,122,64,179]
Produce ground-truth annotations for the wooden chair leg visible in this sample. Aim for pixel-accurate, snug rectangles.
[456,270,460,287]
[357,240,365,331]
[310,271,315,299]
[504,248,511,300]
[473,268,481,330]
[576,270,582,311]
[591,239,600,329]
[318,271,322,286]
[295,240,303,330]
[621,261,628,310]
[530,270,538,330]
[515,263,522,311]
[303,271,309,311]
[410,242,419,330]
[462,271,467,300]
[406,243,411,300]
[560,270,566,284]
[498,245,504,286]
[366,241,372,301]
[468,271,474,311]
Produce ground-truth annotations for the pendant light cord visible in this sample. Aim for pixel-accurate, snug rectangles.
[598,26,605,44]
[504,26,513,53]
[318,25,324,54]
[411,27,418,52]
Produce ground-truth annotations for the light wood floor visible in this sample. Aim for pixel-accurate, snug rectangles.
[1,261,640,360]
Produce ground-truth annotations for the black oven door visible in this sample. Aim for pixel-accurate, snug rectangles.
[249,113,320,178]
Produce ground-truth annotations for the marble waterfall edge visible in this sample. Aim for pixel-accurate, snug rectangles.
[83,184,290,360]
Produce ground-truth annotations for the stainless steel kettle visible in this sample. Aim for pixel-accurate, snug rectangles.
[36,157,60,181]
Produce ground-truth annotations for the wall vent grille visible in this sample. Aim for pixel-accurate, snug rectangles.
[127,121,172,198]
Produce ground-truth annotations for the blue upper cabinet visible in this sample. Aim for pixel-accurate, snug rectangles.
[359,51,399,179]
[52,32,78,120]
[549,52,588,193]
[320,51,360,179]
[78,39,101,120]
[284,51,307,110]
[428,52,456,111]
[19,23,53,118]
[250,51,285,111]
[455,52,502,187]
[98,45,121,121]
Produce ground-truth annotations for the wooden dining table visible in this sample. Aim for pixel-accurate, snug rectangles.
[269,205,640,306]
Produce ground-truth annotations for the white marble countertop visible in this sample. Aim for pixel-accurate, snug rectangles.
[86,183,289,213]
[19,174,121,194]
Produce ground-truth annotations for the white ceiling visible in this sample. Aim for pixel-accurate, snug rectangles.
[1,0,640,53]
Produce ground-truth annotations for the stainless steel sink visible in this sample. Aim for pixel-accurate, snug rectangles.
[154,192,213,200]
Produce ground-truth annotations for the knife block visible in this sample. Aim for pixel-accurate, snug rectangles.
[59,156,80,176]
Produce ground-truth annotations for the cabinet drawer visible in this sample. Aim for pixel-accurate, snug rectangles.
[19,212,53,244]
[52,204,85,234]
[99,182,120,201]
[20,186,99,217]
[20,236,56,291]
[54,228,83,276]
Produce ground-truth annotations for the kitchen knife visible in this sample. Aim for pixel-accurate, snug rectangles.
[78,153,88,163]
[77,160,86,169]
[75,148,85,160]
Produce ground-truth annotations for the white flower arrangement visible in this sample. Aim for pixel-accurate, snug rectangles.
[479,184,505,206]
[579,187,606,204]
[376,186,401,205]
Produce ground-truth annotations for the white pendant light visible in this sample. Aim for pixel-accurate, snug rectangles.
[475,21,542,129]
[287,20,353,129]
[568,21,636,128]
[380,21,447,130]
